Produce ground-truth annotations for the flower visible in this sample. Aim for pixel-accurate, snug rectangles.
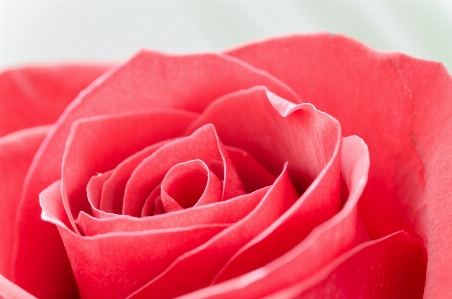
[1,33,451,298]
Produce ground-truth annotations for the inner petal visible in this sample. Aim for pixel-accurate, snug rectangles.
[123,124,245,216]
[161,160,222,213]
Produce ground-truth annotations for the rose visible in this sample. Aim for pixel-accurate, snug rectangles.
[1,34,450,298]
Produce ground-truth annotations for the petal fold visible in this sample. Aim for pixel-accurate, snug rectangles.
[227,34,448,297]
[15,51,300,297]
[128,165,298,299]
[40,181,229,299]
[176,135,370,298]
[123,124,245,216]
[61,109,197,232]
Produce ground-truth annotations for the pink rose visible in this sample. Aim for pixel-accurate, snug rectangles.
[1,34,450,298]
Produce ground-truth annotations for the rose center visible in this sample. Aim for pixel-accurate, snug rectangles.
[160,159,222,212]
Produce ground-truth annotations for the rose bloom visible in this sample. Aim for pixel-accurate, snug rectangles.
[0,34,451,299]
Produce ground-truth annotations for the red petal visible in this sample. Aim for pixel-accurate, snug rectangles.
[187,87,340,194]
[123,124,245,216]
[85,170,114,218]
[161,160,222,212]
[61,110,197,232]
[128,165,298,299]
[177,135,370,298]
[76,188,265,236]
[40,181,229,299]
[15,52,299,297]
[224,146,276,193]
[101,140,172,214]
[0,126,48,279]
[187,87,343,283]
[0,65,111,137]
[142,184,162,216]
[0,274,37,299]
[227,34,447,297]
[265,232,426,299]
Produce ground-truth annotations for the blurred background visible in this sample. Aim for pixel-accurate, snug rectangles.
[1,1,451,73]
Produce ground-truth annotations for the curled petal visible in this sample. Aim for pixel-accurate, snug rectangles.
[187,87,340,194]
[101,140,173,214]
[128,165,298,299]
[186,86,343,282]
[40,181,230,299]
[16,51,299,296]
[85,171,114,218]
[161,160,223,212]
[227,34,449,297]
[175,135,370,298]
[123,124,245,216]
[224,147,276,193]
[62,109,197,232]
[77,187,266,236]
[142,184,163,216]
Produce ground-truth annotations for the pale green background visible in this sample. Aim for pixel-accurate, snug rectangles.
[1,1,451,73]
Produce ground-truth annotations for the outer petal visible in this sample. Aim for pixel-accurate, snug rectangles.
[0,274,37,299]
[177,135,373,298]
[61,109,197,232]
[40,181,230,299]
[14,51,300,298]
[264,232,426,299]
[0,65,111,137]
[0,126,49,279]
[227,34,449,297]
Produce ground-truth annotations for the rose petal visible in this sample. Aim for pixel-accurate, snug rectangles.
[287,234,426,298]
[40,181,230,299]
[85,170,114,218]
[0,126,49,279]
[186,86,343,282]
[77,187,266,236]
[0,274,37,299]
[187,87,339,194]
[175,135,370,298]
[224,146,276,193]
[183,232,425,299]
[127,165,298,298]
[265,231,425,299]
[0,65,111,137]
[62,109,197,232]
[142,184,162,217]
[100,140,173,214]
[161,160,223,212]
[15,51,300,297]
[123,124,245,216]
[227,34,451,297]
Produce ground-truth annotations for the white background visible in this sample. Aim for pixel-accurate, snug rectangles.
[1,1,451,73]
